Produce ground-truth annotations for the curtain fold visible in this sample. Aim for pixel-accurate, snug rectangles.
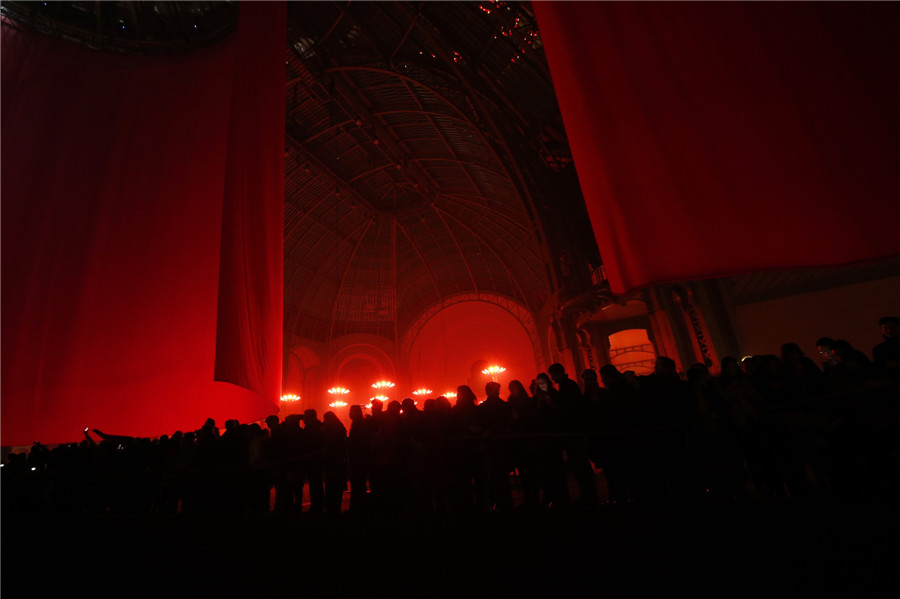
[534,2,900,295]
[1,3,285,446]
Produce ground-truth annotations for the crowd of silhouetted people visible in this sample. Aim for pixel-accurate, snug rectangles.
[3,317,899,517]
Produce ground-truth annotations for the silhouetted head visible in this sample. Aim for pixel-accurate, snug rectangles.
[832,339,855,359]
[303,409,318,425]
[265,414,280,430]
[879,316,900,338]
[436,395,452,412]
[535,372,552,393]
[720,356,741,378]
[686,363,710,386]
[323,411,341,426]
[816,337,835,354]
[598,364,621,388]
[741,356,759,375]
[401,397,418,414]
[485,381,501,398]
[547,363,567,383]
[371,399,384,415]
[456,385,477,407]
[654,356,677,377]
[761,354,783,374]
[349,405,363,421]
[508,379,529,398]
[582,369,598,382]
[780,342,804,361]
[387,400,402,416]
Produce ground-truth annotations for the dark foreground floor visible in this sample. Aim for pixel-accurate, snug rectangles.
[3,498,899,598]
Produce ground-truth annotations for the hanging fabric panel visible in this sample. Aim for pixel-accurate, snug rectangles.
[534,2,900,294]
[1,3,285,446]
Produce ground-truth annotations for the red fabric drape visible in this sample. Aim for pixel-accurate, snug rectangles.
[534,2,900,295]
[1,4,285,446]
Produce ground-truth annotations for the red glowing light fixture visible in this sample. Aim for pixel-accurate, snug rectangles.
[371,395,389,403]
[280,394,301,403]
[412,388,432,396]
[371,381,395,390]
[481,365,506,381]
[328,400,348,408]
[444,391,457,399]
[327,386,350,395]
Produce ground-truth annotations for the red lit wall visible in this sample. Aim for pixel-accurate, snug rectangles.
[733,276,900,363]
[407,301,539,400]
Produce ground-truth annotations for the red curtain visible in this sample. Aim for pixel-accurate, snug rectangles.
[534,2,900,295]
[1,4,285,446]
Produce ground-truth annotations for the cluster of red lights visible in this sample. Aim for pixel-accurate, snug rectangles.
[285,366,504,411]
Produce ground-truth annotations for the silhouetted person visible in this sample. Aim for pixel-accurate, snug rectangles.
[779,342,826,397]
[873,316,900,381]
[322,411,348,515]
[399,397,428,512]
[688,363,742,503]
[479,381,514,511]
[279,415,307,513]
[831,339,875,390]
[377,400,405,512]
[597,364,640,506]
[581,369,603,403]
[348,404,373,513]
[302,409,325,515]
[816,337,840,376]
[368,399,388,509]
[219,418,248,513]
[450,385,488,511]
[508,379,540,509]
[635,357,692,505]
[548,363,598,508]
[245,423,271,514]
[534,372,567,509]
[424,396,454,511]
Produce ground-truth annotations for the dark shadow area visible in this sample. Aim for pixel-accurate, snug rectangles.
[3,498,899,597]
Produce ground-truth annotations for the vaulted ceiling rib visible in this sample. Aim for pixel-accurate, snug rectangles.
[281,1,563,344]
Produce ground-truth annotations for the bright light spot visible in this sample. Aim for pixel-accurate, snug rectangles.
[371,380,395,389]
[481,365,506,376]
[412,388,432,396]
[371,395,389,402]
[444,391,457,399]
[328,400,348,408]
[281,394,301,403]
[31,467,36,471]
[327,386,349,395]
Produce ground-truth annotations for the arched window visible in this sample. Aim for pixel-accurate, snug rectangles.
[608,329,657,376]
